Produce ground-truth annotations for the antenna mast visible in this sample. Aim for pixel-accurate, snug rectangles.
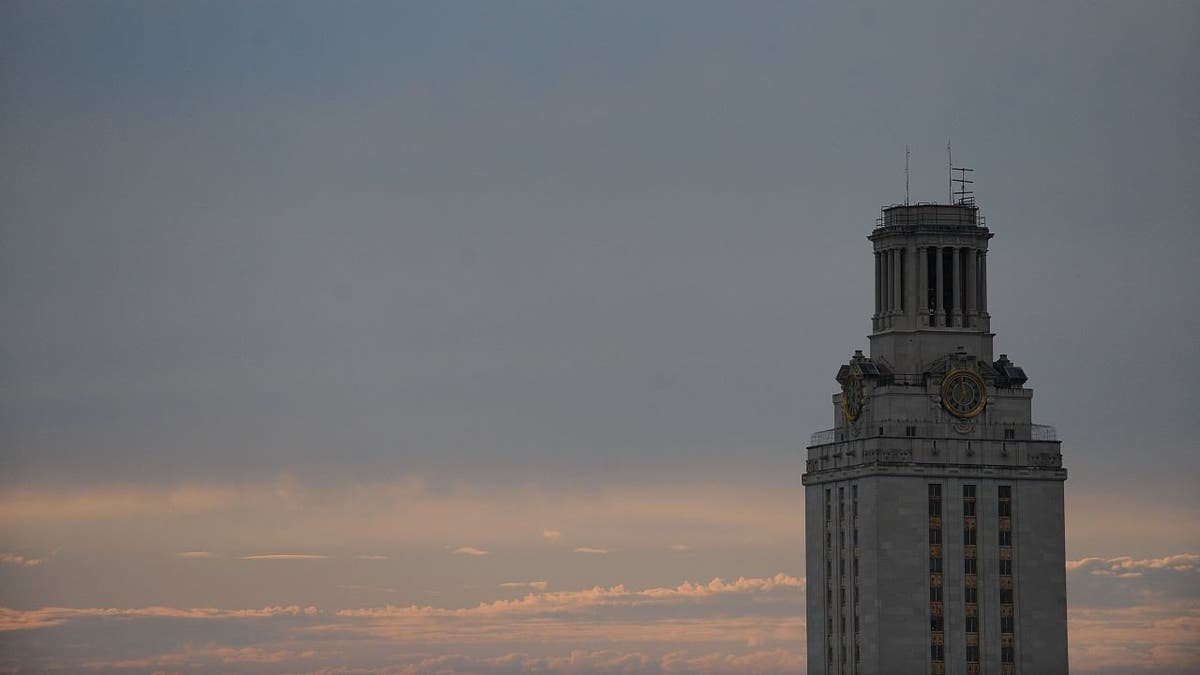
[905,145,910,205]
[947,140,953,203]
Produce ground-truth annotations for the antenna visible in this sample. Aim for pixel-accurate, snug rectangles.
[952,166,975,205]
[905,145,910,205]
[947,140,953,203]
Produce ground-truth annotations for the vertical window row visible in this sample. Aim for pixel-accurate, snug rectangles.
[852,484,860,670]
[999,486,1015,674]
[839,486,847,675]
[964,485,979,674]
[929,484,944,675]
[824,488,833,675]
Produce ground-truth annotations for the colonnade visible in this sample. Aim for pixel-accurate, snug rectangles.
[873,245,988,330]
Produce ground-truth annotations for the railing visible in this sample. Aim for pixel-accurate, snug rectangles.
[810,428,837,446]
[808,424,1057,446]
[1031,424,1057,441]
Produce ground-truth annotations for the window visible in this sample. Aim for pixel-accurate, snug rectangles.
[1000,588,1014,604]
[879,426,884,436]
[999,559,1012,575]
[1004,428,1016,440]
[966,645,980,663]
[931,645,944,661]
[998,485,1012,517]
[964,558,977,574]
[929,482,944,663]
[964,527,977,545]
[966,616,979,633]
[1002,645,1015,663]
[906,426,917,437]
[1001,616,1014,633]
[999,530,1012,547]
[965,587,978,603]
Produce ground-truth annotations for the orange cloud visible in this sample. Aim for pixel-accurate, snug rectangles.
[336,573,802,620]
[0,553,44,567]
[499,581,549,591]
[0,605,318,632]
[452,546,489,556]
[241,554,329,560]
[1069,604,1200,672]
[1067,553,1200,575]
[175,551,220,559]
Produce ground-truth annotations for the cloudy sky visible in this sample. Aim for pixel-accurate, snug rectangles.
[1,1,1198,672]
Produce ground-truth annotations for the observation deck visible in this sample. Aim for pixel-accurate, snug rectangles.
[876,202,985,230]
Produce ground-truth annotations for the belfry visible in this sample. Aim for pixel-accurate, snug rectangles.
[803,179,1068,674]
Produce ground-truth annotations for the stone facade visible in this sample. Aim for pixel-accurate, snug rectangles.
[804,202,1068,675]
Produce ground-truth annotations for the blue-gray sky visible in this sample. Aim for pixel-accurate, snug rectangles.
[1,2,1198,672]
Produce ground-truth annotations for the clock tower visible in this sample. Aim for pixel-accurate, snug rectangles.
[803,195,1068,674]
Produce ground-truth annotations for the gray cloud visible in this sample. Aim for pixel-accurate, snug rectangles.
[1,3,1196,495]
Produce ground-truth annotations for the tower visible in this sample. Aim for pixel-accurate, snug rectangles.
[803,191,1068,674]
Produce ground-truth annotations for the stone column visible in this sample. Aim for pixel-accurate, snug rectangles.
[878,249,888,324]
[951,247,962,327]
[892,248,902,316]
[874,252,882,323]
[918,246,929,327]
[980,252,988,316]
[905,244,918,324]
[934,247,945,327]
[964,247,977,326]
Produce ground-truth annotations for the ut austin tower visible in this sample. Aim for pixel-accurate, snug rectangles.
[803,185,1068,674]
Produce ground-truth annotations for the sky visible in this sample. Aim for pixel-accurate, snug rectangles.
[1,1,1198,672]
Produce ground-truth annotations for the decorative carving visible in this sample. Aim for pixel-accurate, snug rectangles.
[1028,452,1062,468]
[881,449,913,463]
[953,420,975,435]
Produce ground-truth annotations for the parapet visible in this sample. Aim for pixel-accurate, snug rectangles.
[876,203,984,229]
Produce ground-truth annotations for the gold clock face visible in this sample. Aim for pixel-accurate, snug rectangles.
[941,369,987,418]
[842,368,864,423]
